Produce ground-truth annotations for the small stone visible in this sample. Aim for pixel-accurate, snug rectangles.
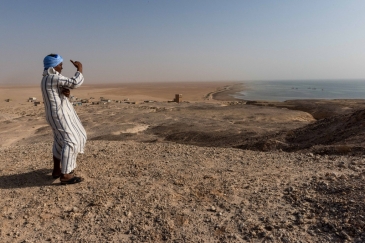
[125,211,132,217]
[350,160,358,165]
[340,231,351,240]
[338,161,347,168]
[265,225,273,231]
[281,237,290,243]
[339,174,348,180]
[210,206,216,212]
[72,207,79,212]
[297,218,305,224]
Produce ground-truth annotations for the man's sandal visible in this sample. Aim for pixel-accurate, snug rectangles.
[60,176,83,185]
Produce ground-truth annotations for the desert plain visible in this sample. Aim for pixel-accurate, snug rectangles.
[1,81,365,242]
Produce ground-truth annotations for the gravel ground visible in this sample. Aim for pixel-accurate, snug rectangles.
[1,97,365,242]
[1,141,364,242]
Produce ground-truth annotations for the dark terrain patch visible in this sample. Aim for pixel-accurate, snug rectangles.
[237,109,365,155]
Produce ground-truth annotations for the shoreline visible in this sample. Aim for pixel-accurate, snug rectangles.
[208,83,365,120]
[211,83,244,101]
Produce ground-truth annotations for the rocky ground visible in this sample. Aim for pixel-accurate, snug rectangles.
[1,97,365,242]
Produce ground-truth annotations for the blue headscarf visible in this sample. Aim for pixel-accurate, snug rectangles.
[43,54,63,70]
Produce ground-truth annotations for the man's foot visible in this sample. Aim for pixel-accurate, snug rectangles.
[60,173,83,185]
[60,176,83,185]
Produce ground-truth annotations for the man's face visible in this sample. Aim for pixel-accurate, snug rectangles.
[54,62,63,73]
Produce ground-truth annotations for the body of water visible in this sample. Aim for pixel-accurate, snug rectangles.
[233,80,365,102]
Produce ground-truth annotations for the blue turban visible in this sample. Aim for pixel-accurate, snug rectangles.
[43,54,63,70]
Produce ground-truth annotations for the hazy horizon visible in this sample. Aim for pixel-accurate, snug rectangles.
[1,0,365,85]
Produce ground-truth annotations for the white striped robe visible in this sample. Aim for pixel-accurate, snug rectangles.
[41,67,87,174]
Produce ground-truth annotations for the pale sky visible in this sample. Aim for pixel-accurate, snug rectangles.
[1,0,365,84]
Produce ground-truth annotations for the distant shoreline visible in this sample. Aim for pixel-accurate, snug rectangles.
[207,83,365,120]
[211,83,245,101]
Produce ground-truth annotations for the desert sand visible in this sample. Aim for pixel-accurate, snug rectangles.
[1,82,365,242]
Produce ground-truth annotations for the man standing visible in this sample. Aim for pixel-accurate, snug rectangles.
[41,54,86,184]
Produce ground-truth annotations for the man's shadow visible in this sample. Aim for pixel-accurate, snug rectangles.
[0,169,59,189]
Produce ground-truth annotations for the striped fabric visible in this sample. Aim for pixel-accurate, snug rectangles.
[41,67,87,174]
